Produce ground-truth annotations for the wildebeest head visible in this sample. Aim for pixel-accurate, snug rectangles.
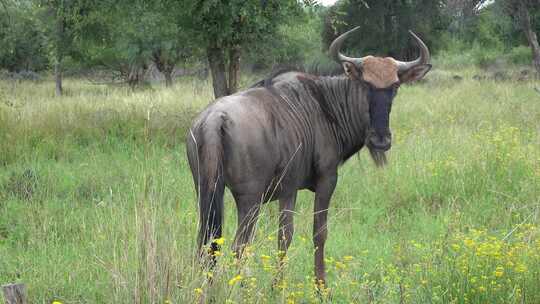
[328,27,431,166]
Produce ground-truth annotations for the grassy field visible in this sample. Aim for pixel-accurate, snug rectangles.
[1,69,539,303]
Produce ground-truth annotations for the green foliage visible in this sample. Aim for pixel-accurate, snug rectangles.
[245,7,325,69]
[192,0,302,49]
[470,43,502,67]
[435,2,539,69]
[323,0,450,59]
[457,4,516,50]
[0,1,47,71]
[506,45,532,65]
[33,0,84,65]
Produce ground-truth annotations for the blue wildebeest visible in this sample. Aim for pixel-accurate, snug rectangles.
[187,27,431,285]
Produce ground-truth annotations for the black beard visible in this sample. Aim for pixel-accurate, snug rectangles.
[368,146,388,167]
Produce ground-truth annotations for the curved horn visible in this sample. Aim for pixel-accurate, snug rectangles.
[328,26,365,66]
[396,30,430,72]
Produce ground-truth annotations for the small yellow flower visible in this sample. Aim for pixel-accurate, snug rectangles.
[335,261,346,270]
[194,288,203,295]
[214,237,225,245]
[494,266,504,277]
[464,238,475,248]
[343,255,354,261]
[515,263,528,273]
[164,300,172,304]
[213,250,222,257]
[228,274,243,286]
[52,301,63,304]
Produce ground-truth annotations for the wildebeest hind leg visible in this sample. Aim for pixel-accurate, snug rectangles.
[272,193,297,287]
[278,194,297,265]
[232,197,261,259]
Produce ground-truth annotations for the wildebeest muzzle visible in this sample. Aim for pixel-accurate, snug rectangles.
[367,88,394,152]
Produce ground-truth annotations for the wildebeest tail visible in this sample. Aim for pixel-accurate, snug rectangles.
[187,113,225,257]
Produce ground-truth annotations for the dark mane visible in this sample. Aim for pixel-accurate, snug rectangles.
[249,66,304,88]
[250,62,343,89]
[306,61,344,77]
[249,63,345,126]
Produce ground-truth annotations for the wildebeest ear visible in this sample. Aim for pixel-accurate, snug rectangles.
[342,61,360,80]
[398,64,432,83]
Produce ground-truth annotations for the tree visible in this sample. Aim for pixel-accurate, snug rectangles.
[146,0,197,87]
[191,0,303,98]
[243,5,326,71]
[75,0,196,88]
[446,0,484,31]
[323,0,449,60]
[35,0,81,96]
[507,0,540,74]
[0,1,48,72]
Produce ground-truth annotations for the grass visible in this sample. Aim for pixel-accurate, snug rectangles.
[0,69,539,303]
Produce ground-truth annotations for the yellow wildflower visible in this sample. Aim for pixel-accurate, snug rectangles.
[464,238,475,248]
[194,288,203,294]
[228,274,243,286]
[214,237,225,245]
[343,255,354,261]
[494,266,504,277]
[52,301,63,304]
[260,254,271,260]
[335,261,346,270]
[515,264,528,273]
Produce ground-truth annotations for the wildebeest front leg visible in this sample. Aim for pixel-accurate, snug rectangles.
[313,173,337,288]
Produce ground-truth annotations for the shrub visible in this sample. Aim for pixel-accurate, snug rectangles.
[506,46,532,66]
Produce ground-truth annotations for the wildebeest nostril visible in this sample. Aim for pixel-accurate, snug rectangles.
[369,135,391,151]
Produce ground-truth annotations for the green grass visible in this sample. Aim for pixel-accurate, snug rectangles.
[1,70,539,303]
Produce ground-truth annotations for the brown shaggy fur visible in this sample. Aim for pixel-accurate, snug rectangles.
[361,56,399,88]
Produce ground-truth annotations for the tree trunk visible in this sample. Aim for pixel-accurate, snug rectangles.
[517,0,540,76]
[207,46,229,98]
[54,60,63,96]
[127,63,146,90]
[228,45,241,94]
[164,70,173,87]
[151,49,175,87]
[54,8,64,97]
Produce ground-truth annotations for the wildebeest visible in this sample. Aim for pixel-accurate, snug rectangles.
[186,27,431,286]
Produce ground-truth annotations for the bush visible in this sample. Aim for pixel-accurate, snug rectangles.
[505,46,532,66]
[471,44,505,68]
